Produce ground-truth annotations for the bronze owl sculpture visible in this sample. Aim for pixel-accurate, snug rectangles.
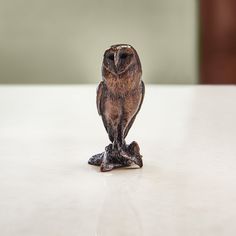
[88,44,145,172]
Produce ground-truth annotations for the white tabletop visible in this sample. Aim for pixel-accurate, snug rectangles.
[0,85,236,236]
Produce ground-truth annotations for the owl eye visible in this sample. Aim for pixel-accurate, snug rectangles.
[108,54,114,60]
[120,53,128,59]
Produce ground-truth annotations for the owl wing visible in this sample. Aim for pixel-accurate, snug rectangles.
[96,81,105,116]
[96,81,111,137]
[124,80,145,138]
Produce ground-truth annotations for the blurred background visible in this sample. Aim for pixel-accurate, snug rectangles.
[0,0,235,84]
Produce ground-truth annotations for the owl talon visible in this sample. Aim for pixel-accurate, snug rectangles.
[120,147,143,168]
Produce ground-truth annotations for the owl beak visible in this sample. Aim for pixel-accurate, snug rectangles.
[114,51,119,73]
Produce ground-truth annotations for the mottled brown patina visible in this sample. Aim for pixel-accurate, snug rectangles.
[89,44,145,172]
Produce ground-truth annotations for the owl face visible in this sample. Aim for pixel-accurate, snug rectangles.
[102,44,142,77]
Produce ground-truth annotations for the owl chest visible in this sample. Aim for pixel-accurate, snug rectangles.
[105,76,137,95]
[102,90,141,129]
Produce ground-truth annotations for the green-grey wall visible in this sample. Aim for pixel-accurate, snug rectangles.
[0,0,198,84]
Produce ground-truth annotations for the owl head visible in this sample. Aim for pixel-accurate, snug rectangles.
[102,44,142,77]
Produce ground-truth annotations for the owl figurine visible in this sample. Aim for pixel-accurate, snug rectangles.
[89,44,145,172]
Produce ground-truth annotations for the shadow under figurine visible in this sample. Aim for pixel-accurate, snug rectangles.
[89,44,145,172]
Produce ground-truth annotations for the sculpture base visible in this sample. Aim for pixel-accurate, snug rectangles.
[88,141,143,172]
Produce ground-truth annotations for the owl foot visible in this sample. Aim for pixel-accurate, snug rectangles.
[89,142,143,172]
[100,144,132,172]
[120,141,143,168]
